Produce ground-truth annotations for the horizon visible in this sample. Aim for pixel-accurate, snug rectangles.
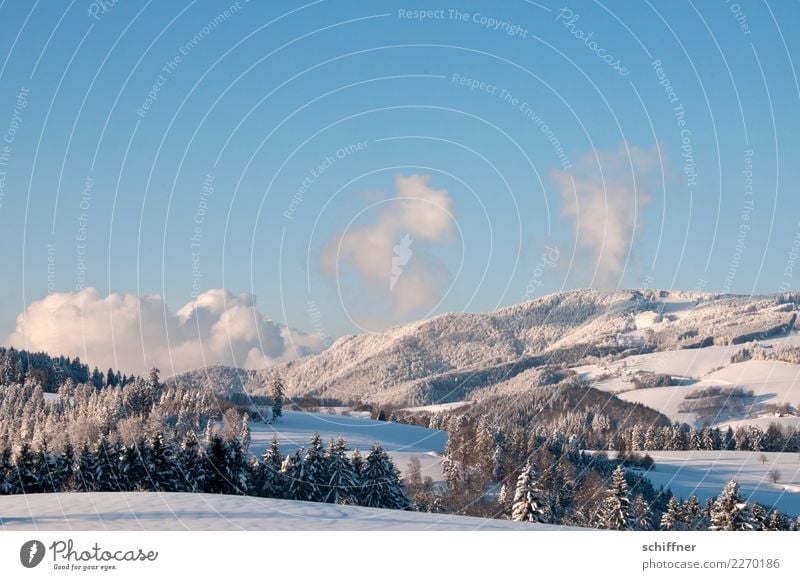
[1,1,799,376]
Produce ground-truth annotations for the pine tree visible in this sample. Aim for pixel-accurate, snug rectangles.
[239,413,251,454]
[632,495,653,530]
[75,442,98,492]
[599,466,632,530]
[750,502,767,531]
[270,375,284,420]
[0,447,18,494]
[351,448,364,478]
[177,431,204,492]
[683,495,703,530]
[768,509,787,531]
[360,443,410,510]
[324,437,359,504]
[660,497,685,531]
[710,480,753,531]
[302,433,330,502]
[53,443,75,492]
[15,442,41,493]
[224,436,250,494]
[204,435,231,494]
[258,435,285,498]
[281,447,307,501]
[511,461,545,523]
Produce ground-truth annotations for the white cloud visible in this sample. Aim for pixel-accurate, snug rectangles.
[320,174,455,319]
[5,287,324,376]
[552,143,664,287]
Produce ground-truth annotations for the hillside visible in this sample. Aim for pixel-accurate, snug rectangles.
[0,492,568,531]
[169,290,800,416]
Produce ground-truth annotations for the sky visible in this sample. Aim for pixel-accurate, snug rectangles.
[0,0,798,375]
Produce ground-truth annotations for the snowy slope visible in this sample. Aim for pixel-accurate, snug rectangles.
[643,451,800,516]
[248,410,447,482]
[169,289,800,415]
[0,492,567,531]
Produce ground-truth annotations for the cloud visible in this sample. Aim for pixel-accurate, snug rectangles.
[552,143,664,287]
[5,288,324,376]
[320,174,455,319]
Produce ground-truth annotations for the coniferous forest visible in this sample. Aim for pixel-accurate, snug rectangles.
[0,347,798,530]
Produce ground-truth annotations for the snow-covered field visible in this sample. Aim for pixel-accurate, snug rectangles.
[643,451,800,515]
[580,333,800,427]
[248,410,447,482]
[0,492,563,531]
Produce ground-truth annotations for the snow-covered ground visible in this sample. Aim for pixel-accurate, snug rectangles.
[248,410,447,482]
[643,450,800,515]
[0,492,564,531]
[579,333,800,427]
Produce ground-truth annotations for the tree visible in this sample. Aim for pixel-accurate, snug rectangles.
[303,433,330,502]
[270,375,285,420]
[598,466,631,530]
[510,461,545,523]
[683,495,704,530]
[710,480,753,531]
[632,495,653,530]
[660,497,685,531]
[324,437,359,504]
[360,443,410,509]
[258,435,285,498]
[177,431,204,492]
[0,447,17,494]
[750,502,767,531]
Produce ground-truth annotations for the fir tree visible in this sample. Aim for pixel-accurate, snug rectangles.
[710,480,753,531]
[15,442,41,493]
[510,461,545,523]
[660,497,685,531]
[75,442,98,492]
[632,495,653,530]
[768,509,787,531]
[281,447,307,501]
[750,502,767,531]
[302,433,329,502]
[599,466,632,530]
[351,448,364,478]
[324,437,359,504]
[258,435,285,498]
[177,431,204,493]
[0,447,18,494]
[270,375,284,420]
[683,495,703,530]
[360,443,410,510]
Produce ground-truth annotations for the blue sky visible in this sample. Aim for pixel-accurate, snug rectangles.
[1,1,799,371]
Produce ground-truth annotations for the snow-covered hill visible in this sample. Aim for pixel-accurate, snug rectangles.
[248,410,447,483]
[0,492,567,530]
[170,290,800,422]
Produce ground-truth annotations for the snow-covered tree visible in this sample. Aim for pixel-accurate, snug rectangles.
[510,461,545,523]
[324,437,359,504]
[632,494,653,530]
[258,435,285,498]
[598,466,631,530]
[660,497,685,531]
[270,375,284,420]
[360,443,410,510]
[710,480,753,531]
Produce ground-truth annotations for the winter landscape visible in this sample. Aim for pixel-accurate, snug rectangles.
[2,289,800,531]
[1,1,799,548]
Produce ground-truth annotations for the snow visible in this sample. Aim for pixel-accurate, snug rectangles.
[642,450,800,515]
[400,401,473,413]
[0,492,567,531]
[248,410,447,482]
